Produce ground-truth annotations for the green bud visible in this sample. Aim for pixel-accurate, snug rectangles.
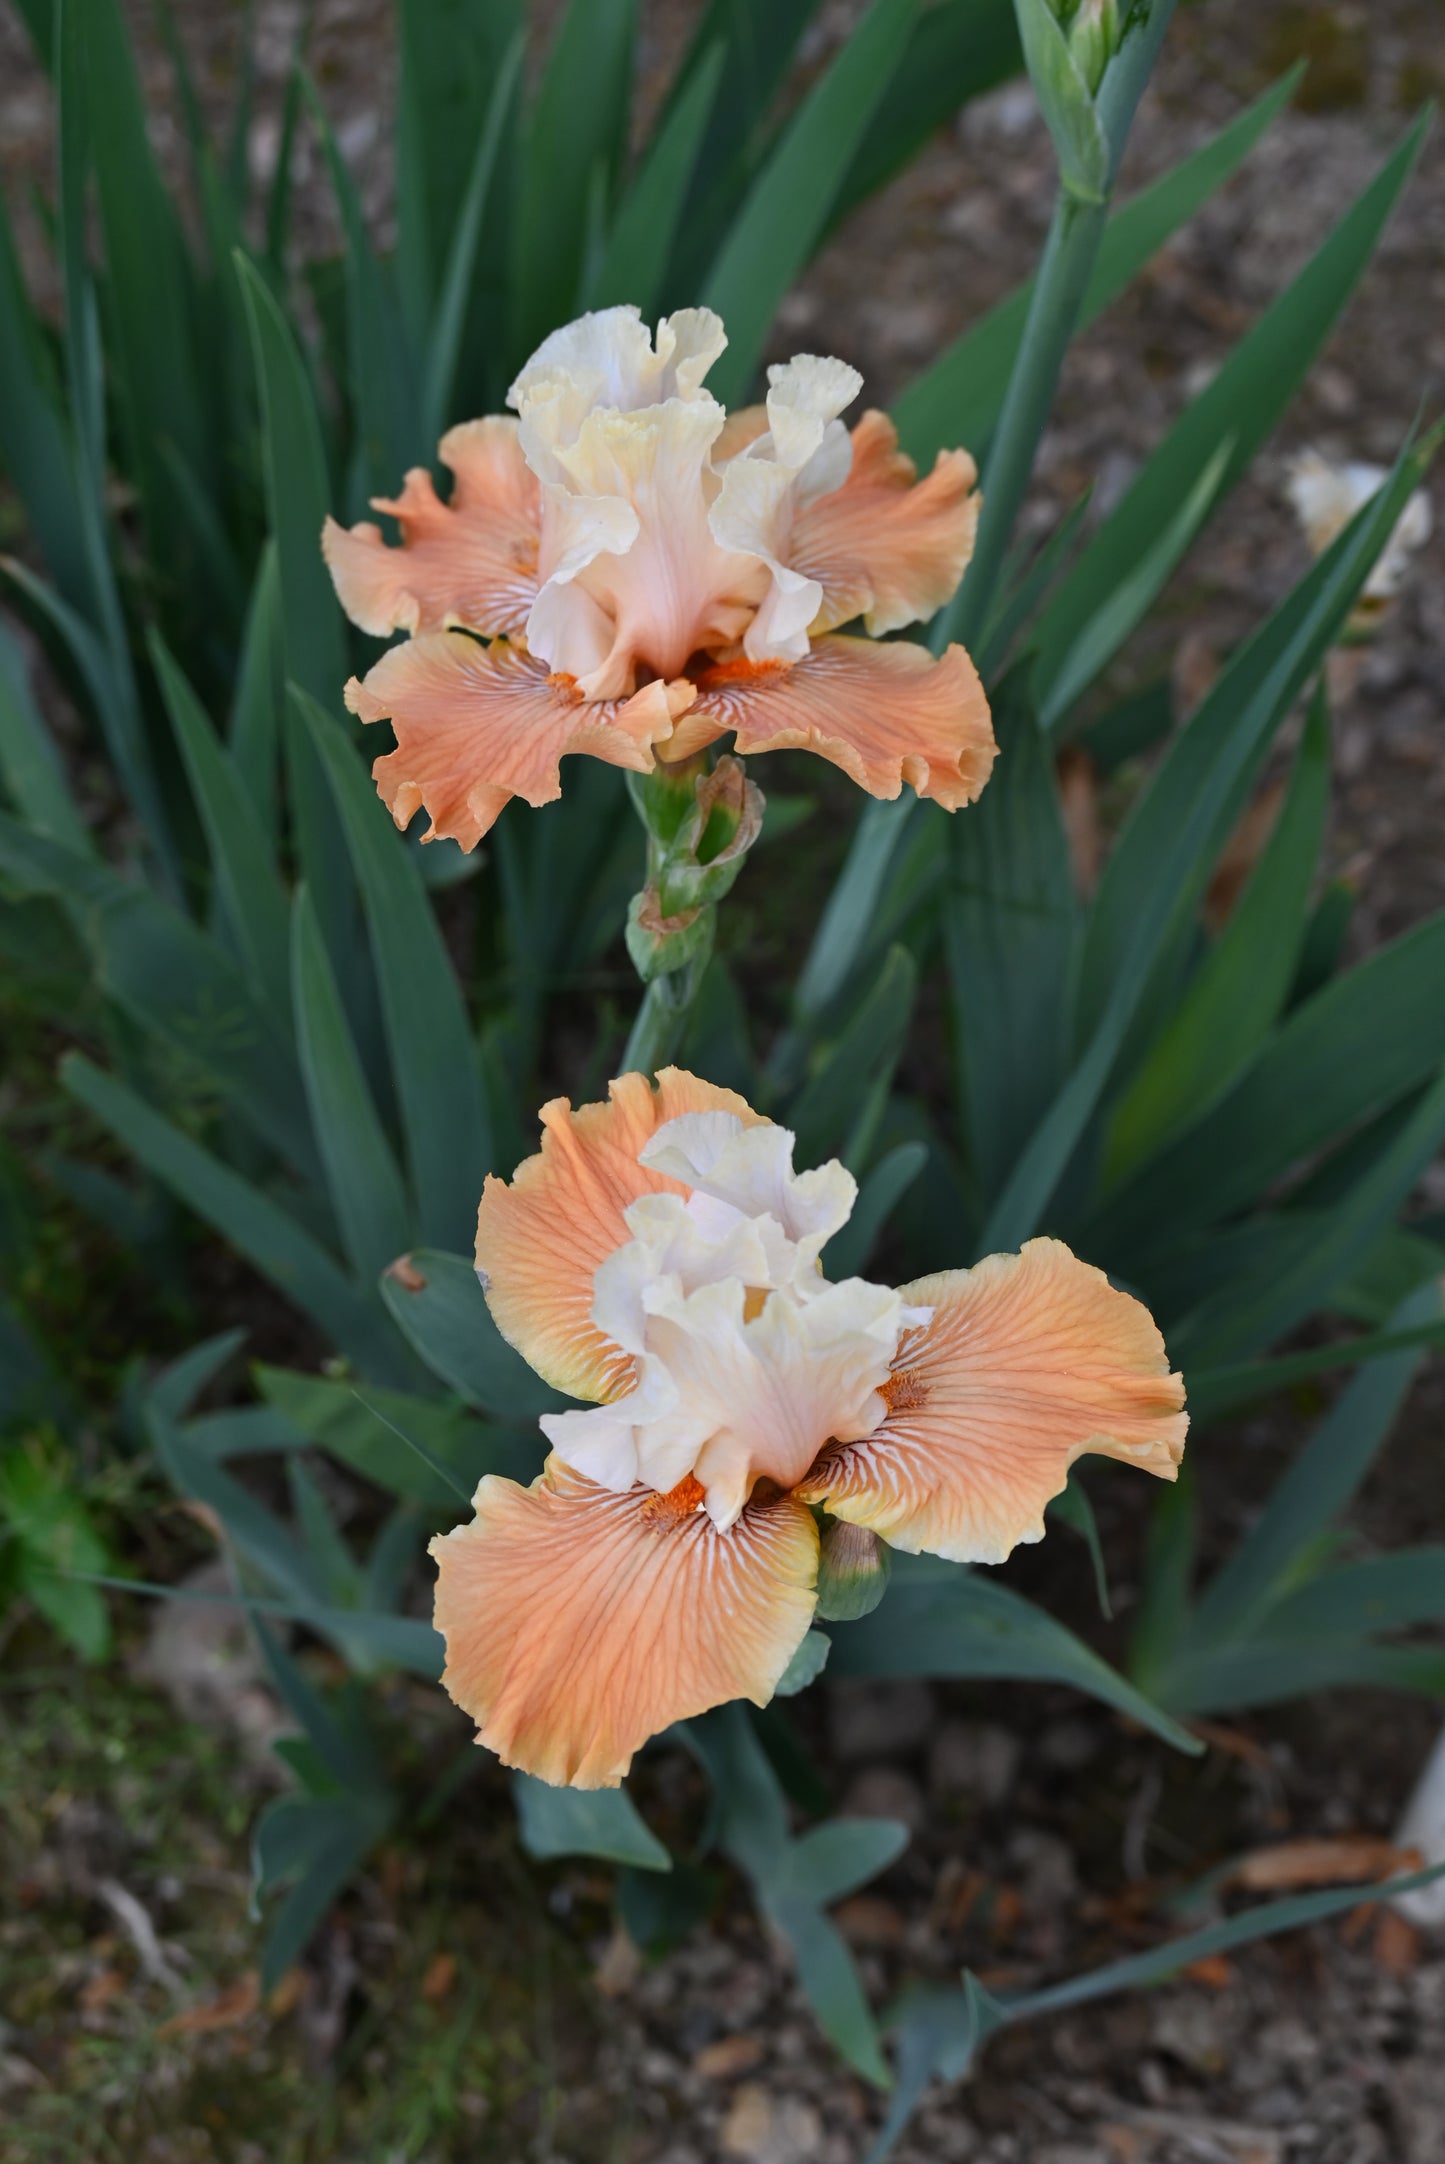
[628,750,712,850]
[624,886,715,985]
[1067,0,1119,95]
[815,1520,892,1622]
[654,755,764,916]
[624,751,762,993]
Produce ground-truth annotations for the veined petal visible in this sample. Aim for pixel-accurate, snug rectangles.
[474,1070,767,1403]
[790,410,980,636]
[690,635,996,810]
[430,1456,819,1789]
[345,634,688,851]
[321,418,540,638]
[797,1238,1187,1565]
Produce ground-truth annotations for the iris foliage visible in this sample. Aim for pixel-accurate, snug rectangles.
[0,0,1441,2133]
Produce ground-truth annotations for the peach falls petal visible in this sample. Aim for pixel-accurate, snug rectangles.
[322,305,996,846]
[430,1457,819,1789]
[438,1080,1188,1787]
[796,1238,1188,1565]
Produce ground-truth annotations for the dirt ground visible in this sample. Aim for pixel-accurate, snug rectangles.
[2,2,1444,2160]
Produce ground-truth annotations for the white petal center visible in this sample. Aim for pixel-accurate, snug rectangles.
[506,307,863,696]
[539,1111,928,1527]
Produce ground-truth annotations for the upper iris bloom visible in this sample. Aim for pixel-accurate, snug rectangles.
[323,306,996,848]
[430,1071,1188,1789]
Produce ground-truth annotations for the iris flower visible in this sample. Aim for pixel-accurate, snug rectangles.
[430,1072,1188,1789]
[323,306,995,848]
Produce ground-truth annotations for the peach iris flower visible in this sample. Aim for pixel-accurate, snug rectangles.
[323,306,996,849]
[429,1071,1188,1789]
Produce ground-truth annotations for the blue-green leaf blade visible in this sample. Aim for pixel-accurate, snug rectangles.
[299,689,491,1248]
[831,1554,1200,1753]
[703,0,919,407]
[513,1773,671,1871]
[291,884,413,1282]
[379,1247,564,1420]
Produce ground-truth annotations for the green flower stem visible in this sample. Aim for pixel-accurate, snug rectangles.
[936,189,1109,651]
[784,86,1135,1068]
[620,950,709,1077]
[617,750,762,1077]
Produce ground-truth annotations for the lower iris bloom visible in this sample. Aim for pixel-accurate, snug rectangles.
[431,1072,1187,1789]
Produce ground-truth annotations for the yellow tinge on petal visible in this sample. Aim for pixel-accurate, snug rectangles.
[474,1071,766,1404]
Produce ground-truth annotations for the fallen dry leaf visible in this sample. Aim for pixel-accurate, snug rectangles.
[1187,1720,1277,1773]
[720,2082,773,2158]
[989,1884,1024,1943]
[692,2034,765,2080]
[1182,1952,1235,1989]
[79,1967,126,2015]
[1225,1836,1421,1894]
[1109,2105,1282,2164]
[1204,782,1286,932]
[834,1895,905,1949]
[266,1969,304,2017]
[1372,1907,1423,1977]
[421,1952,457,2003]
[1056,744,1100,896]
[593,1923,642,1998]
[1173,629,1219,717]
[156,1970,260,2038]
[178,1498,226,1543]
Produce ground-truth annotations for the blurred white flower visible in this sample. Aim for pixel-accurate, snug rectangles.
[1285,449,1433,605]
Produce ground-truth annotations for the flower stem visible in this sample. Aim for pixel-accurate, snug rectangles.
[785,108,1134,1060]
[936,190,1109,652]
[620,955,707,1077]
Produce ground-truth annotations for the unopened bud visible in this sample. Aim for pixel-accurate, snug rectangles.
[1066,0,1119,95]
[630,750,711,849]
[653,754,764,917]
[625,886,714,985]
[625,751,764,993]
[815,1520,891,1622]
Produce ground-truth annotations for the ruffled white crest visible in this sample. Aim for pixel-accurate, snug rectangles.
[640,1113,856,1262]
[505,308,865,695]
[539,1357,679,1494]
[545,1273,905,1529]
[1285,450,1434,601]
[540,1109,931,1528]
[509,307,729,442]
[589,1189,779,1358]
[709,355,862,662]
